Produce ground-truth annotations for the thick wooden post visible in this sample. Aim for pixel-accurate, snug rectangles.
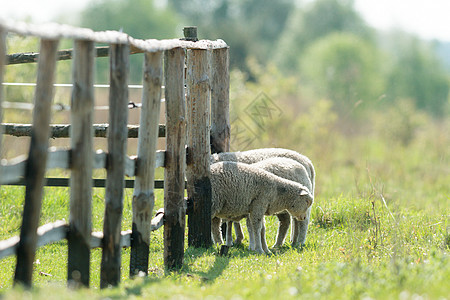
[14,39,59,287]
[67,39,95,288]
[210,47,230,153]
[186,49,212,248]
[130,51,163,276]
[100,43,129,288]
[210,47,230,239]
[163,48,186,271]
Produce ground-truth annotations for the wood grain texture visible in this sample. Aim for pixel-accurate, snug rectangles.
[100,43,129,288]
[210,47,230,154]
[14,38,59,287]
[130,51,163,276]
[186,49,212,248]
[2,123,166,138]
[163,48,186,271]
[0,28,6,182]
[67,39,95,288]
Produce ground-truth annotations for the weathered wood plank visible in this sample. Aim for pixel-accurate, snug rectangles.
[14,38,59,288]
[0,27,6,181]
[186,49,212,248]
[210,48,230,239]
[3,178,169,189]
[91,230,131,249]
[1,19,227,51]
[2,123,166,138]
[100,43,129,288]
[210,47,230,154]
[67,39,95,288]
[0,223,159,258]
[130,51,163,276]
[0,221,68,260]
[6,46,110,65]
[163,47,186,271]
[0,150,165,185]
[150,208,165,232]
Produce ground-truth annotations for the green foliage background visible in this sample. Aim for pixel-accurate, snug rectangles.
[1,0,449,298]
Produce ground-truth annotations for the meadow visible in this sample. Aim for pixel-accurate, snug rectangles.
[0,110,449,299]
[0,38,449,298]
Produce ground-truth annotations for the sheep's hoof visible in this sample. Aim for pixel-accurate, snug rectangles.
[254,248,266,255]
[219,245,230,256]
[291,242,300,248]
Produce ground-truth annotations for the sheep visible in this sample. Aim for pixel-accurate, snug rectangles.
[211,148,315,247]
[222,157,313,248]
[210,161,313,254]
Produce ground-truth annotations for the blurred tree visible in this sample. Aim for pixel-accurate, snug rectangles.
[79,0,178,83]
[168,0,294,71]
[80,0,177,39]
[385,34,449,117]
[276,0,374,73]
[300,33,384,115]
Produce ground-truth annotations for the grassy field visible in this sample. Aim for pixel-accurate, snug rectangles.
[0,127,449,299]
[1,31,448,299]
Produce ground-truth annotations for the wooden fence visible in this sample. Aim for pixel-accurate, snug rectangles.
[0,21,230,288]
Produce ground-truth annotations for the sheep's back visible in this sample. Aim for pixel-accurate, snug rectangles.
[211,148,315,192]
[251,157,312,191]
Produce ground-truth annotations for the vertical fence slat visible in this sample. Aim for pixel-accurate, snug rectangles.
[164,47,186,271]
[130,51,163,276]
[210,47,230,154]
[0,27,6,180]
[14,39,59,287]
[67,39,95,288]
[186,49,212,248]
[100,43,129,288]
[210,48,230,239]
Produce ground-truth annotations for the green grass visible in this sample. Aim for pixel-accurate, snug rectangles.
[1,134,449,299]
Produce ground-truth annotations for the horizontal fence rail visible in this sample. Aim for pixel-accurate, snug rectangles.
[0,20,227,53]
[0,208,165,260]
[0,148,166,185]
[2,123,167,138]
[0,19,230,289]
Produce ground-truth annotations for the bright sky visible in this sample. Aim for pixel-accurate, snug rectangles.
[0,0,449,41]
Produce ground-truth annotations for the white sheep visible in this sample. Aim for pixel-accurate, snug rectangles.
[210,161,313,254]
[211,148,315,247]
[222,157,313,248]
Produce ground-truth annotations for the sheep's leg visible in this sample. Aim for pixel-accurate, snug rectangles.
[246,217,255,251]
[291,206,311,247]
[211,217,224,244]
[260,218,271,254]
[225,220,233,246]
[273,211,290,247]
[233,221,244,245]
[249,213,265,254]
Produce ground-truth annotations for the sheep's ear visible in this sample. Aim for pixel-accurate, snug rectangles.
[300,190,309,196]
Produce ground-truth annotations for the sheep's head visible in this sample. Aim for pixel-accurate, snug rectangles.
[287,189,313,221]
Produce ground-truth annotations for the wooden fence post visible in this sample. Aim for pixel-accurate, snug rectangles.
[210,47,230,154]
[130,51,163,276]
[14,39,59,287]
[210,47,230,238]
[186,49,212,248]
[67,39,95,288]
[0,27,5,177]
[100,43,129,288]
[163,47,186,271]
